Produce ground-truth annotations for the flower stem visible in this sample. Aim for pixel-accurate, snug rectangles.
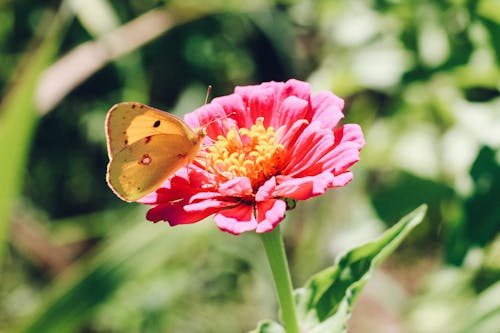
[260,225,300,333]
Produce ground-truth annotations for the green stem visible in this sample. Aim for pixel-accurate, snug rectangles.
[260,225,300,333]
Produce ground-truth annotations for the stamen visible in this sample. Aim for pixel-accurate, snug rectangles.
[205,117,284,188]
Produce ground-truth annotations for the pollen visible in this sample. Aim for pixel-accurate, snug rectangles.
[205,117,285,188]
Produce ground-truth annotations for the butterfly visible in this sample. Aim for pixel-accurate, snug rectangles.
[105,102,206,202]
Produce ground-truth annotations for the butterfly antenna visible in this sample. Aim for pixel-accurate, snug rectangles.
[204,111,236,127]
[204,85,212,104]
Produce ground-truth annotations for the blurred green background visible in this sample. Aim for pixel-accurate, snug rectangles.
[0,0,499,332]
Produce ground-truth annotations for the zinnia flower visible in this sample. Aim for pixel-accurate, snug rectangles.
[139,79,365,234]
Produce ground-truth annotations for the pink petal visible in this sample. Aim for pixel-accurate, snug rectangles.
[138,190,161,204]
[214,204,257,235]
[255,177,277,202]
[184,198,235,212]
[274,96,310,130]
[248,86,279,127]
[185,103,234,141]
[311,91,345,129]
[274,172,334,200]
[334,124,365,147]
[236,81,296,127]
[282,121,334,176]
[255,199,286,233]
[279,79,311,103]
[331,172,353,187]
[184,103,222,128]
[278,119,308,148]
[321,142,361,174]
[212,94,253,130]
[235,81,284,108]
[189,191,222,202]
[320,125,365,174]
[219,177,253,197]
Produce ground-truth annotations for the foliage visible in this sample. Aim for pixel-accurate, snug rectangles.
[251,205,426,332]
[292,205,425,333]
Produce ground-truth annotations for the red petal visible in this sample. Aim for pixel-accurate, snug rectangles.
[255,199,286,233]
[255,177,277,202]
[214,204,257,235]
[283,121,333,176]
[146,202,218,225]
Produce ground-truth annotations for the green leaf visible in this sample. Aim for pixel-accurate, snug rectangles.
[248,320,286,333]
[465,146,500,247]
[0,8,71,266]
[477,0,500,24]
[294,204,427,333]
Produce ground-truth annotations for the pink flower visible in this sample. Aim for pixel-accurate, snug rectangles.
[139,79,365,234]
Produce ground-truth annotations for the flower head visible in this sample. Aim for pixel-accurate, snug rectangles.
[139,79,365,234]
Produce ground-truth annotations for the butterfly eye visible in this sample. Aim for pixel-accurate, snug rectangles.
[153,120,161,128]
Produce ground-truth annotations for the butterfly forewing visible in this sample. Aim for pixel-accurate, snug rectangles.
[106,102,198,158]
[107,134,202,201]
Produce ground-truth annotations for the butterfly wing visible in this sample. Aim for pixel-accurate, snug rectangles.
[105,102,198,159]
[107,134,202,202]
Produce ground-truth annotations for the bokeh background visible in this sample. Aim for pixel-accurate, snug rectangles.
[1,0,499,332]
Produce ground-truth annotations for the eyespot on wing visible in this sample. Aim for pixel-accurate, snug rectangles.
[106,133,203,202]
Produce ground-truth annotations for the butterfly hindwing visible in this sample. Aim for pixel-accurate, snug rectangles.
[106,134,201,202]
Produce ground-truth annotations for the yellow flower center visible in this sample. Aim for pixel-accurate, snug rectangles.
[205,118,285,188]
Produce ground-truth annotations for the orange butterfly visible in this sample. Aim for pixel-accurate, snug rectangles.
[105,102,205,202]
